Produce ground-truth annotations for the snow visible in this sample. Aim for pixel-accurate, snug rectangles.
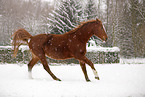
[0,63,145,97]
[87,40,120,52]
[87,46,120,52]
[120,58,145,64]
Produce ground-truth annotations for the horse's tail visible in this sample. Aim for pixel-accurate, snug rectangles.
[11,28,32,57]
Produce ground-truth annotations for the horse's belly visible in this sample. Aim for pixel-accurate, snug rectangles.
[46,52,72,60]
[44,47,73,60]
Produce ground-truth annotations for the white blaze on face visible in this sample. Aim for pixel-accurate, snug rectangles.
[103,25,106,32]
[28,38,31,43]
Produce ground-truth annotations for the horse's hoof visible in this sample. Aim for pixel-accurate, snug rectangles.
[95,77,100,80]
[56,78,61,81]
[58,79,61,81]
[86,78,91,82]
[86,80,91,82]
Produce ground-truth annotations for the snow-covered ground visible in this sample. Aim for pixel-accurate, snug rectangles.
[0,63,145,97]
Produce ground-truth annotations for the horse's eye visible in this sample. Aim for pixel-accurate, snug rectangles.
[101,27,103,30]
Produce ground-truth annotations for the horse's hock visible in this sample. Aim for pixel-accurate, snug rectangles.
[0,45,120,64]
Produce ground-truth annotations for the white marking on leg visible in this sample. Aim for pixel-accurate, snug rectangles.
[93,69,99,78]
[28,72,33,79]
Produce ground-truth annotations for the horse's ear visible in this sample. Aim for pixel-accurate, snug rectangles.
[96,18,100,23]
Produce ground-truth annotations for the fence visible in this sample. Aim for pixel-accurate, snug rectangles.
[0,45,120,64]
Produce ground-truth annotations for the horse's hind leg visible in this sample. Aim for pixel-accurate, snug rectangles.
[32,48,61,81]
[80,62,90,82]
[40,57,61,81]
[28,57,39,78]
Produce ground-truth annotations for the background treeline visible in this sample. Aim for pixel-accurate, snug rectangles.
[0,0,144,58]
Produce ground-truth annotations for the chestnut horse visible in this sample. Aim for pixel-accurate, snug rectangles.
[11,18,108,82]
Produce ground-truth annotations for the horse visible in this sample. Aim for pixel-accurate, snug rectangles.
[11,18,108,82]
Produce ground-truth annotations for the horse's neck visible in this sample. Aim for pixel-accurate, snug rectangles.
[74,24,93,43]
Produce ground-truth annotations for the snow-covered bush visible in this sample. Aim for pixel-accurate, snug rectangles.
[86,40,120,63]
[0,46,30,63]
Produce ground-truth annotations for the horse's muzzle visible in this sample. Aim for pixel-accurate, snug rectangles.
[102,37,108,43]
[105,37,108,41]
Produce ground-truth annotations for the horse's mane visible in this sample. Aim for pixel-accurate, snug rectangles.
[65,19,98,35]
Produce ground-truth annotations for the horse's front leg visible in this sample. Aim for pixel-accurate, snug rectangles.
[80,62,91,82]
[40,57,61,81]
[32,48,61,81]
[77,56,100,80]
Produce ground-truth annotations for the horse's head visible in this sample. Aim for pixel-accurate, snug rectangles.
[92,18,108,42]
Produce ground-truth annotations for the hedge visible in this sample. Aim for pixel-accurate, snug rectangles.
[0,46,120,64]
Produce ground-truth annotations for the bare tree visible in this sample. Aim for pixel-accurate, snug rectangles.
[0,0,53,45]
